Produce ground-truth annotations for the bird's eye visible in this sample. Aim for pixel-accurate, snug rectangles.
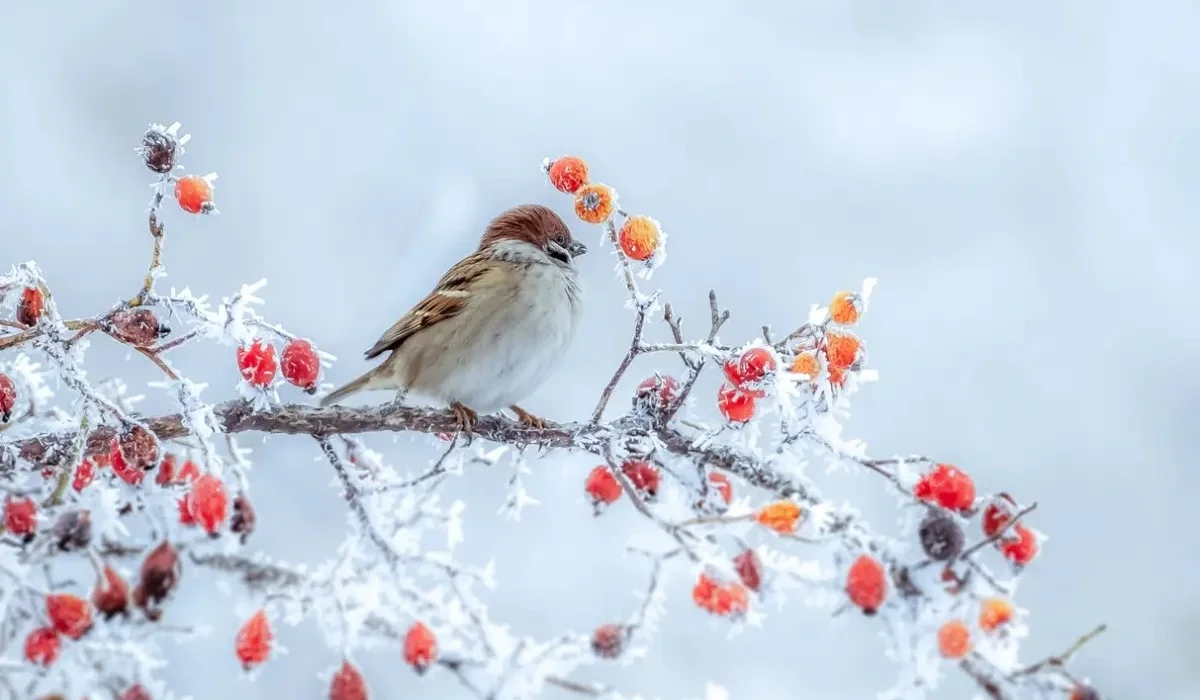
[554,233,567,246]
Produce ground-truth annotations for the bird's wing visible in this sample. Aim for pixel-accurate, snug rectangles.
[363,251,496,360]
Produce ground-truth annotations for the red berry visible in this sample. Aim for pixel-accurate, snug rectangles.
[403,622,437,673]
[717,383,756,423]
[188,474,229,535]
[4,497,36,540]
[155,453,177,486]
[546,155,589,194]
[691,574,750,617]
[281,338,320,392]
[236,609,273,670]
[237,340,278,387]
[621,461,660,498]
[46,593,92,639]
[981,493,1017,537]
[92,565,130,619]
[120,685,153,700]
[174,175,215,214]
[707,472,733,505]
[584,466,622,508]
[634,374,680,414]
[723,347,777,394]
[0,372,15,422]
[591,624,627,659]
[23,625,60,666]
[177,495,196,526]
[73,458,96,492]
[998,524,1039,567]
[17,287,44,327]
[330,659,369,700]
[845,554,887,615]
[109,440,145,486]
[912,463,976,513]
[177,459,201,483]
[733,549,762,592]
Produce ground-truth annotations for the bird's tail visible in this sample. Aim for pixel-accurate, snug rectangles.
[319,368,380,408]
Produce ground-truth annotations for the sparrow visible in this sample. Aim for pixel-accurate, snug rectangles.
[320,204,587,433]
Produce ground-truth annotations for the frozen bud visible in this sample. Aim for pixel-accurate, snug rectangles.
[52,510,92,552]
[231,494,256,544]
[139,126,178,174]
[118,426,159,470]
[110,308,170,347]
[92,565,131,619]
[590,623,628,659]
[919,511,964,562]
[136,541,180,615]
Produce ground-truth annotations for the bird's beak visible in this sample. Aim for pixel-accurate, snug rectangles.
[568,240,588,258]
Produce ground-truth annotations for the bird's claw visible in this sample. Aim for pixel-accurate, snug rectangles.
[510,405,550,430]
[450,402,478,443]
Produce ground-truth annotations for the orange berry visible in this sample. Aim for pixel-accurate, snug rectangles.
[912,463,976,513]
[828,364,847,388]
[845,554,887,615]
[937,619,971,659]
[236,609,272,670]
[174,175,215,214]
[754,500,802,534]
[829,290,862,325]
[617,215,661,262]
[573,183,616,224]
[17,286,44,326]
[978,597,1015,633]
[790,351,820,380]
[999,524,1039,567]
[717,383,756,423]
[824,331,861,369]
[584,466,622,508]
[691,574,749,617]
[403,621,437,673]
[545,155,589,194]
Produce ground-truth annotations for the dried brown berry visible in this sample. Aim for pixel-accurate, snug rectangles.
[136,541,180,617]
[118,426,159,470]
[0,373,15,422]
[919,511,964,562]
[733,548,763,592]
[52,510,92,552]
[92,565,130,619]
[110,308,170,347]
[140,128,178,174]
[231,494,256,544]
[590,624,627,659]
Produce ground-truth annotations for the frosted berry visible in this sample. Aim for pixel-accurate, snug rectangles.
[617,215,662,262]
[174,175,215,214]
[829,290,862,325]
[846,554,887,615]
[913,463,976,513]
[717,383,756,423]
[177,494,196,526]
[92,565,131,619]
[0,373,15,422]
[46,593,92,639]
[790,351,821,381]
[733,549,762,592]
[235,609,273,670]
[118,426,159,470]
[981,493,1017,537]
[590,623,627,659]
[109,440,145,486]
[633,374,679,415]
[754,500,803,534]
[584,466,622,509]
[403,622,437,673]
[24,626,60,666]
[188,474,229,535]
[723,347,777,394]
[110,308,169,346]
[573,183,616,224]
[691,574,749,617]
[919,511,964,561]
[824,331,861,370]
[231,494,256,544]
[177,459,201,483]
[4,497,37,541]
[705,472,733,506]
[140,125,178,173]
[52,510,92,552]
[545,155,589,194]
[17,287,44,327]
[70,458,96,492]
[330,659,368,700]
[237,340,277,387]
[621,461,660,498]
[999,524,1039,567]
[281,338,321,393]
[937,619,971,659]
[978,597,1015,633]
[155,453,177,486]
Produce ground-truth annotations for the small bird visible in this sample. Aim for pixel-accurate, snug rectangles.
[320,204,587,433]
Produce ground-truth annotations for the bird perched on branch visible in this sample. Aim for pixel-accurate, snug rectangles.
[320,204,587,433]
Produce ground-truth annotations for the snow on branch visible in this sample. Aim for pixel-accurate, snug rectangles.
[0,129,1105,700]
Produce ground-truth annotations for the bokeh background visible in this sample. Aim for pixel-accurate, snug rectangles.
[2,1,1197,698]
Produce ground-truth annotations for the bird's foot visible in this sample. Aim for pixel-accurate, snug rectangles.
[388,389,409,408]
[510,405,550,430]
[449,401,479,441]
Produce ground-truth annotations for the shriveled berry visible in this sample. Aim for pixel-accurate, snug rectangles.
[24,626,60,666]
[937,619,971,659]
[403,622,437,673]
[235,609,273,670]
[919,511,964,561]
[4,497,36,541]
[118,426,159,471]
[92,565,131,619]
[733,549,762,592]
[846,554,887,615]
[110,308,169,346]
[546,155,589,194]
[0,373,16,422]
[46,593,93,639]
[52,510,92,552]
[237,340,277,387]
[281,338,321,392]
[717,383,756,423]
[913,463,976,513]
[231,494,256,544]
[590,623,627,659]
[188,474,229,535]
[17,287,44,327]
[136,541,180,611]
[584,466,622,509]
[140,126,178,173]
[330,659,368,700]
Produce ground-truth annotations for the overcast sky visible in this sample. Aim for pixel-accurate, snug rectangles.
[2,1,1198,698]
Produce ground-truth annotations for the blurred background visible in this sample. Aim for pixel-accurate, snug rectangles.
[2,0,1198,698]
